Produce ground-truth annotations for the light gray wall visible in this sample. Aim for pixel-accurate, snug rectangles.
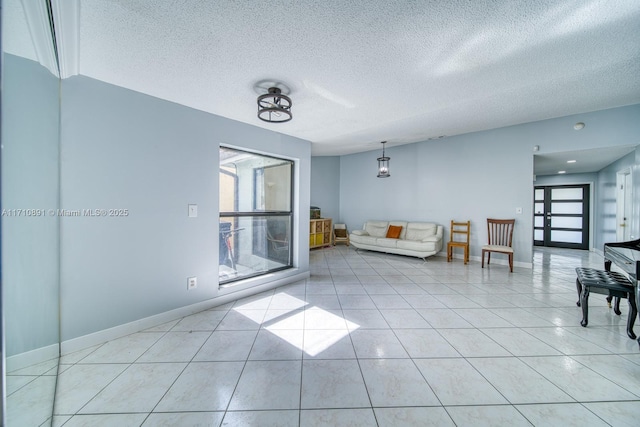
[310,156,340,221]
[60,76,310,341]
[1,54,60,356]
[339,104,640,265]
[340,131,532,263]
[596,150,639,249]
[535,173,599,186]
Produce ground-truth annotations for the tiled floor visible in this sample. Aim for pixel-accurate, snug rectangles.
[8,247,640,426]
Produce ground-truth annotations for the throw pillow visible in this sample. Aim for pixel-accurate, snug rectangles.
[386,225,402,239]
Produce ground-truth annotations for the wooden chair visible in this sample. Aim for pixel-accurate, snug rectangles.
[333,223,349,246]
[447,220,470,264]
[481,219,515,272]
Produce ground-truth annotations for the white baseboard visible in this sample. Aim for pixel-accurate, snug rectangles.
[6,343,60,372]
[61,270,309,356]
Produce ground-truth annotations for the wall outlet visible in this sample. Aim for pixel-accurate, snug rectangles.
[187,276,197,290]
[188,204,198,217]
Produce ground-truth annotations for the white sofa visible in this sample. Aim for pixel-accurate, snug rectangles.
[349,220,443,260]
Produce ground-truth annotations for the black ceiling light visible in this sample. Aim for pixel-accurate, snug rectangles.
[377,141,390,178]
[257,86,292,123]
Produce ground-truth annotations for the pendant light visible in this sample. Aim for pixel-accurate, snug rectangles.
[377,141,390,178]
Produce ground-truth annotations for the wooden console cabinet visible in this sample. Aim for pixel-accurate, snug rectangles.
[310,218,332,249]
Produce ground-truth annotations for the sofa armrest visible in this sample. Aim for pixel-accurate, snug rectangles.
[351,230,369,236]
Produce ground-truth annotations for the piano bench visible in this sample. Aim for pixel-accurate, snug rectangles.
[575,267,637,340]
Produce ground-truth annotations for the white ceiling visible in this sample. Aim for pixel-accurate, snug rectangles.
[7,0,640,162]
[534,145,637,176]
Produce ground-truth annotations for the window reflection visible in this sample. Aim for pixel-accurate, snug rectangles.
[219,147,294,284]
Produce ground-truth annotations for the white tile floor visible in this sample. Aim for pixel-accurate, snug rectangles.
[7,247,640,426]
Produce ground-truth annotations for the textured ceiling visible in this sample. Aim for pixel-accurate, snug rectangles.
[8,0,640,159]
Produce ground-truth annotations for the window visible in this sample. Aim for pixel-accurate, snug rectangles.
[219,147,294,285]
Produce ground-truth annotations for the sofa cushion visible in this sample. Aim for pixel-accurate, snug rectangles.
[405,223,437,241]
[389,221,408,239]
[397,239,438,252]
[377,238,399,248]
[386,225,402,239]
[352,235,378,245]
[364,221,389,237]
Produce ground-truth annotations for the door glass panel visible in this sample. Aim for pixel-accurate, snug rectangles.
[551,230,582,243]
[551,217,582,229]
[534,203,544,214]
[534,230,544,240]
[551,188,582,200]
[534,188,544,200]
[551,202,582,214]
[534,216,544,227]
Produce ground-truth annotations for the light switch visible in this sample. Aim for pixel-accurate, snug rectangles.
[188,204,198,217]
[516,207,523,214]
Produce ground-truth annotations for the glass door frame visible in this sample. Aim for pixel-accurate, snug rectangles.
[534,184,590,250]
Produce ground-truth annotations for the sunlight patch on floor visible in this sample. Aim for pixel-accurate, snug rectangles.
[234,293,360,357]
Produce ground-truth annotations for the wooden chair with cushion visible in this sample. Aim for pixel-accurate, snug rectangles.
[481,218,515,272]
[333,223,349,246]
[447,220,470,264]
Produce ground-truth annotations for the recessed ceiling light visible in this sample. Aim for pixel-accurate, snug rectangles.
[567,160,576,163]
[573,122,585,130]
[558,170,566,174]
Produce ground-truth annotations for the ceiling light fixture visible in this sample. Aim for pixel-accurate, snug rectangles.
[558,170,566,174]
[377,141,390,178]
[573,122,585,130]
[256,83,292,123]
[567,160,577,163]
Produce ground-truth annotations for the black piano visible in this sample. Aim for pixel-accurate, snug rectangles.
[604,238,640,347]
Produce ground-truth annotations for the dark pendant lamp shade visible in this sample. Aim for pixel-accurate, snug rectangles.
[257,87,292,123]
[377,141,390,178]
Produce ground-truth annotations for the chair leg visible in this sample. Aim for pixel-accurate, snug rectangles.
[576,278,582,307]
[509,254,513,272]
[481,250,485,268]
[447,245,451,262]
[580,286,590,327]
[464,246,468,264]
[627,293,638,340]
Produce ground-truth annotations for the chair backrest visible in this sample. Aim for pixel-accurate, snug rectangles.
[449,220,470,243]
[486,218,515,247]
[334,223,348,239]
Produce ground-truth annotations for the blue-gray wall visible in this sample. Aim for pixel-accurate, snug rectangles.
[339,128,533,264]
[1,54,60,357]
[328,104,640,266]
[310,156,340,221]
[596,150,639,249]
[60,76,311,342]
[535,173,599,186]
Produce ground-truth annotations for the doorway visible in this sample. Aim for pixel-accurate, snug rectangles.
[534,184,590,250]
[616,168,632,242]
